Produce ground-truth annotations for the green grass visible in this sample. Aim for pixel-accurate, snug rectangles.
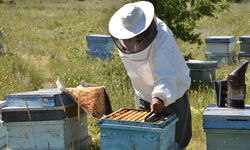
[0,0,250,150]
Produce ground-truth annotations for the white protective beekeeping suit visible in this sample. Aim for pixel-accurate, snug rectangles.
[119,17,191,107]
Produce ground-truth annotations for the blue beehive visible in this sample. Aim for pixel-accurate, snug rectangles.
[203,104,250,150]
[2,89,92,149]
[86,34,114,60]
[6,88,74,107]
[100,109,178,150]
[205,36,236,64]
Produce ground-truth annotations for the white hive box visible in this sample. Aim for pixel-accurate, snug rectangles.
[205,36,236,54]
[2,104,92,150]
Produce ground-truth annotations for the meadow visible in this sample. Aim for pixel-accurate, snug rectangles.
[0,0,250,149]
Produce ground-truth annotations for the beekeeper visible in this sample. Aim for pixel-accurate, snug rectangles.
[108,1,192,149]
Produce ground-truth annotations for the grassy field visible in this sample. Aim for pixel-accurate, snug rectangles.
[0,0,250,149]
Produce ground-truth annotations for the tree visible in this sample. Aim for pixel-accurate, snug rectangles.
[147,0,229,44]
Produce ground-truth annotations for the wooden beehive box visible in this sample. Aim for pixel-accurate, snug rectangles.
[6,88,74,107]
[186,60,218,86]
[239,36,250,57]
[203,104,250,150]
[100,109,178,150]
[86,34,114,60]
[2,104,92,150]
[205,36,236,54]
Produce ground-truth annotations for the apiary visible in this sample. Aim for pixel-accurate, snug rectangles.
[86,34,114,60]
[100,109,178,150]
[203,104,250,150]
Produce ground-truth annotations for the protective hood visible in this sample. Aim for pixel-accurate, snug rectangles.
[118,39,156,61]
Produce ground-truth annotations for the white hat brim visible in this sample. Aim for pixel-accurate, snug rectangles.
[109,1,154,39]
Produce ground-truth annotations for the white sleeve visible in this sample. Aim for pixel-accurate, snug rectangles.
[151,31,188,106]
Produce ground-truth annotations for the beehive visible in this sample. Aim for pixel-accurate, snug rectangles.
[205,36,236,64]
[2,104,92,150]
[86,34,114,60]
[239,36,250,58]
[186,60,218,86]
[2,88,92,149]
[205,36,236,54]
[100,109,178,150]
[203,104,250,150]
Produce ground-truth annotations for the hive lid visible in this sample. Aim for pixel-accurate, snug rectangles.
[86,34,112,41]
[87,34,112,38]
[6,88,67,102]
[186,60,218,69]
[203,104,250,129]
[205,36,236,43]
[7,88,63,98]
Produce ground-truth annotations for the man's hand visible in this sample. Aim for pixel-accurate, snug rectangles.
[151,97,164,115]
